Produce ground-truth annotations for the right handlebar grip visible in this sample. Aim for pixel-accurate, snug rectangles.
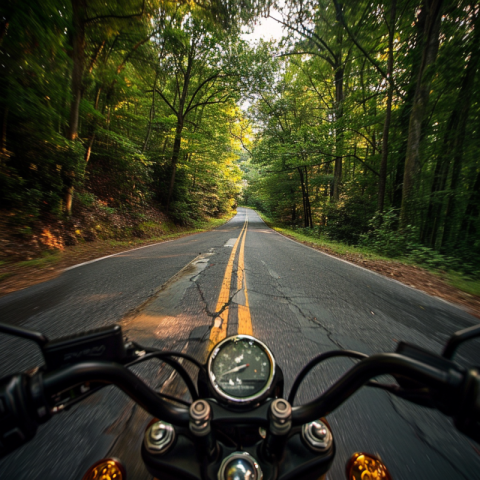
[0,374,38,458]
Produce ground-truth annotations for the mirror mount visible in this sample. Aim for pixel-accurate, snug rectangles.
[0,322,49,348]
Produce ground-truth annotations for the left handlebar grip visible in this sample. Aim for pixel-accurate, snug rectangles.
[0,374,38,458]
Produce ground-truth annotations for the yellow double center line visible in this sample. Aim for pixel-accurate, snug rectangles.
[209,215,253,347]
[237,220,252,336]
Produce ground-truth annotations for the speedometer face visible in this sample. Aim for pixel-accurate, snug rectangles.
[208,335,275,403]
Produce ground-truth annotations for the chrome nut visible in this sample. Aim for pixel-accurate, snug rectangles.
[302,420,333,452]
[144,421,175,455]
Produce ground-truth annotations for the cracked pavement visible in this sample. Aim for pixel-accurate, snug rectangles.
[0,208,479,479]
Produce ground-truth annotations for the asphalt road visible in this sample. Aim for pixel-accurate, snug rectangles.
[0,207,479,479]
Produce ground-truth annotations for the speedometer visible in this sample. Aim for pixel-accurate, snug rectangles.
[207,335,275,404]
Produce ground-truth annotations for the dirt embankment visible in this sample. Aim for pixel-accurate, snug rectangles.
[0,203,198,297]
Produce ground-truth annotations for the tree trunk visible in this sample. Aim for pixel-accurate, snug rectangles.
[67,0,86,141]
[400,0,443,228]
[422,155,449,246]
[459,170,480,245]
[298,167,308,227]
[64,0,87,215]
[84,134,95,165]
[167,118,184,212]
[440,8,480,249]
[392,7,427,210]
[333,67,344,201]
[377,0,396,213]
[304,166,313,227]
[143,71,158,153]
[165,47,194,212]
[0,106,8,158]
[83,87,102,166]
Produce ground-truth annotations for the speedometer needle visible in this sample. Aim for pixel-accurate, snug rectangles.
[220,364,249,377]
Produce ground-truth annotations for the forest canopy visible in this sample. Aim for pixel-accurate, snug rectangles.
[242,0,480,276]
[0,0,259,224]
[1,0,479,275]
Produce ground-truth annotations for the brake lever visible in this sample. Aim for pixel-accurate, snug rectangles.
[366,380,436,408]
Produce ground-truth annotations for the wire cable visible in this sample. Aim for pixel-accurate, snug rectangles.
[288,350,369,404]
[131,343,204,370]
[157,392,191,407]
[127,352,199,400]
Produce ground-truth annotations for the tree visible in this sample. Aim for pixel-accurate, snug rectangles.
[399,0,444,228]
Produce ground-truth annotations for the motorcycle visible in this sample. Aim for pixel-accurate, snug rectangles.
[0,320,479,480]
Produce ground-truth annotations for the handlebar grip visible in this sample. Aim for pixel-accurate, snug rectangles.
[0,360,191,459]
[0,375,38,458]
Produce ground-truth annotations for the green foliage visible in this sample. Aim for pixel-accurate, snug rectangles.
[361,210,480,277]
[75,192,97,208]
[360,210,415,257]
[322,195,376,244]
[240,1,480,284]
[1,0,248,232]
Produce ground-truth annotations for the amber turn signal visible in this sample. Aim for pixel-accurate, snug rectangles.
[81,458,126,480]
[345,452,392,480]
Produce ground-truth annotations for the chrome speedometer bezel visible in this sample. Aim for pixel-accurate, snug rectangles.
[207,335,276,405]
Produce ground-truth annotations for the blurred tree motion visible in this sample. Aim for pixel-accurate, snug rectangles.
[1,0,479,277]
[0,0,265,225]
[242,0,480,277]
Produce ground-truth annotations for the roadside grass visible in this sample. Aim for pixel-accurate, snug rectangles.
[16,251,61,268]
[105,215,233,249]
[257,211,390,260]
[255,210,480,298]
[274,226,394,261]
[195,216,233,229]
[446,272,480,297]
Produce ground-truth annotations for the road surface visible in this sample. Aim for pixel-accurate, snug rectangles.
[0,208,479,479]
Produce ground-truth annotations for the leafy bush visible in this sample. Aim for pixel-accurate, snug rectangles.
[170,200,199,226]
[361,210,479,277]
[75,191,97,208]
[323,195,375,244]
[360,209,415,257]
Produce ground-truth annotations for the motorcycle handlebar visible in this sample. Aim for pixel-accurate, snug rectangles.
[43,361,190,426]
[291,353,466,426]
[0,353,474,458]
[1,350,475,459]
[42,353,466,429]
